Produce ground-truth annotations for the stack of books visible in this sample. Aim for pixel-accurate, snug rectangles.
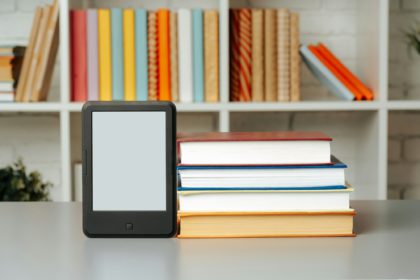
[229,8,300,102]
[300,43,374,101]
[0,46,25,102]
[176,131,355,238]
[14,1,59,102]
[70,8,219,103]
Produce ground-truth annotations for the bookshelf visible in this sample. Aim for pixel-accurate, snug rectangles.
[2,0,420,201]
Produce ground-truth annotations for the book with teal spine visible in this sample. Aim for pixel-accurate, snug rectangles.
[111,8,124,100]
[135,9,148,101]
[192,9,204,102]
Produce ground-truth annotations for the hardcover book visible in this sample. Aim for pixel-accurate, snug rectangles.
[177,131,332,165]
[178,210,356,238]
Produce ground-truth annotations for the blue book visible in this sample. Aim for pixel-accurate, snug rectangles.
[135,9,148,101]
[111,8,124,100]
[192,9,204,102]
[300,45,354,101]
[177,156,348,190]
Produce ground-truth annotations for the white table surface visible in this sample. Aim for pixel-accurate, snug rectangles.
[0,200,419,279]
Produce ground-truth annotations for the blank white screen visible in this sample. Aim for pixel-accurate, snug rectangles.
[92,112,166,211]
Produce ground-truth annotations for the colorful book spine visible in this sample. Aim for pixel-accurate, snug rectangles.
[310,45,361,100]
[135,9,148,101]
[204,10,219,102]
[147,11,158,101]
[70,10,87,102]
[178,9,193,103]
[251,9,264,102]
[277,8,290,102]
[229,10,240,101]
[300,45,353,101]
[290,12,300,102]
[123,9,136,101]
[170,11,179,102]
[192,9,204,102]
[317,43,373,100]
[238,9,252,102]
[98,9,113,101]
[158,9,171,101]
[15,7,42,102]
[32,0,59,101]
[110,8,124,100]
[264,9,277,102]
[87,9,99,101]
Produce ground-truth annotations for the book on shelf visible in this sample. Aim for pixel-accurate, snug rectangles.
[135,9,148,101]
[158,9,171,101]
[178,9,193,103]
[98,9,112,101]
[192,9,204,102]
[14,1,58,103]
[123,9,136,101]
[177,131,332,165]
[176,131,355,238]
[251,9,264,102]
[203,10,219,103]
[87,9,99,101]
[300,43,374,101]
[110,8,124,101]
[69,7,220,103]
[31,0,59,102]
[70,10,88,102]
[177,211,356,238]
[316,43,374,100]
[264,9,278,102]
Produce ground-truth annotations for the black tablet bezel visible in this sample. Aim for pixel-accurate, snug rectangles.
[82,101,177,238]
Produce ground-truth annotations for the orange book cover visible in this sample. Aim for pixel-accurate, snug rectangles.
[157,9,171,101]
[317,43,374,100]
[308,45,362,101]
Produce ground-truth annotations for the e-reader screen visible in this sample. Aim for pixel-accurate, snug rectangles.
[92,111,166,211]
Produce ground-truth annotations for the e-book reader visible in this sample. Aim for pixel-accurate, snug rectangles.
[82,101,176,237]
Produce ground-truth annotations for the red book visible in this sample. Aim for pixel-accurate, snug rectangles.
[70,10,87,102]
[177,131,332,166]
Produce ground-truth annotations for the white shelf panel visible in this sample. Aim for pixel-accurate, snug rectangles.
[64,101,381,113]
[0,102,63,112]
[387,100,420,110]
[225,101,381,111]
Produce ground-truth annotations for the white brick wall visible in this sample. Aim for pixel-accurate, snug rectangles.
[389,111,420,199]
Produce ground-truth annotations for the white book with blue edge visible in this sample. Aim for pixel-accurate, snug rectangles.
[300,45,354,101]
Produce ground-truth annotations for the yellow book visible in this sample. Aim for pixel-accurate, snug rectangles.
[98,9,112,101]
[178,211,356,238]
[123,9,136,101]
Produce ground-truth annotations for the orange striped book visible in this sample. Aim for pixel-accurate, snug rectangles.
[309,45,362,101]
[229,10,240,101]
[147,11,158,101]
[317,43,374,100]
[157,9,171,101]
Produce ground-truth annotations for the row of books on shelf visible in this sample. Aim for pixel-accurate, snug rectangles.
[70,8,220,103]
[229,8,300,102]
[11,1,59,102]
[177,131,355,237]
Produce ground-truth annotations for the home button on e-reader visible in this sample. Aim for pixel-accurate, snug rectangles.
[125,223,134,231]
